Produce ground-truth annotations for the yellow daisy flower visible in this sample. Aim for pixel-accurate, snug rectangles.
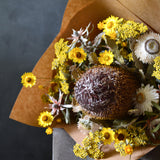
[68,47,87,63]
[97,21,104,30]
[38,111,54,127]
[101,127,115,145]
[103,16,121,38]
[45,127,53,135]
[21,72,36,88]
[115,128,128,143]
[124,145,133,155]
[108,30,117,40]
[98,50,114,65]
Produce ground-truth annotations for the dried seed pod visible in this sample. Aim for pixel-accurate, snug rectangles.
[74,66,140,120]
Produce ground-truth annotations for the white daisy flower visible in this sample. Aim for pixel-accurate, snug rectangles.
[134,84,159,116]
[134,32,160,64]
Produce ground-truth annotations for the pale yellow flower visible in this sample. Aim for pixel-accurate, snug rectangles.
[98,50,114,65]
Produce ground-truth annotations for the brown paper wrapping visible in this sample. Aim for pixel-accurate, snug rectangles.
[10,0,160,159]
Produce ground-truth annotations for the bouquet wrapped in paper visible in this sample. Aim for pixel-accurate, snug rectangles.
[10,0,160,159]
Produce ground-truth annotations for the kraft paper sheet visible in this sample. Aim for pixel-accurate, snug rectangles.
[10,0,160,159]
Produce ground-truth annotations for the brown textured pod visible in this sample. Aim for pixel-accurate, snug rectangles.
[74,65,140,120]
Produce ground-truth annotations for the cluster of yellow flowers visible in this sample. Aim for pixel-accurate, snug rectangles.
[74,126,148,158]
[51,39,70,94]
[152,56,160,80]
[117,20,148,41]
[73,130,105,159]
[52,39,69,70]
[97,15,142,64]
[127,126,148,146]
[98,15,148,41]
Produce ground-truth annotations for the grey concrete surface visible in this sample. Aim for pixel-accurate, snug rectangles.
[53,128,93,160]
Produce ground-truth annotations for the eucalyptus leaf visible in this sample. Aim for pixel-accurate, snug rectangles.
[112,120,129,129]
[61,109,70,124]
[132,52,144,69]
[145,111,157,117]
[69,95,73,102]
[145,64,154,79]
[114,48,125,64]
[152,102,160,111]
[61,110,66,118]
[65,108,70,124]
[62,104,72,108]
[150,131,156,139]
[93,32,104,48]
[153,123,160,133]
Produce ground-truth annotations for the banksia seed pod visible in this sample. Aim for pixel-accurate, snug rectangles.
[74,66,140,120]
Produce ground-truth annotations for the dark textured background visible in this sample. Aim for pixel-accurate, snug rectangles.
[1,0,160,159]
[0,0,68,159]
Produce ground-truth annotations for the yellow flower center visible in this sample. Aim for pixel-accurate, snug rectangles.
[136,92,145,104]
[107,21,114,29]
[118,133,124,141]
[126,148,131,153]
[26,77,32,83]
[76,52,82,58]
[125,145,133,155]
[104,132,110,139]
[105,55,111,61]
[42,115,48,121]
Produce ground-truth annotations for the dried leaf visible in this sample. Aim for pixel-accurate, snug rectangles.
[69,65,83,80]
[88,52,99,64]
[132,52,144,69]
[145,64,154,79]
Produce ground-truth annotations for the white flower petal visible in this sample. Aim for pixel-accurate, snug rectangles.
[134,84,159,116]
[134,32,160,64]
